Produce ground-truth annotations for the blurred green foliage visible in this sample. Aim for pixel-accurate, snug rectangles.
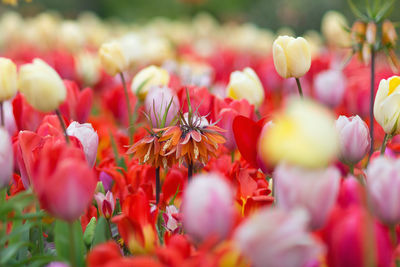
[1,0,399,33]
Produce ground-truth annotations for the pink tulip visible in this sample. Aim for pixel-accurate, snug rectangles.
[182,173,234,244]
[314,69,346,108]
[144,86,179,128]
[367,156,400,225]
[335,115,370,165]
[322,205,393,267]
[32,140,97,222]
[274,163,340,229]
[0,127,13,189]
[162,205,181,233]
[94,191,115,219]
[234,208,323,267]
[67,121,99,167]
[3,100,17,136]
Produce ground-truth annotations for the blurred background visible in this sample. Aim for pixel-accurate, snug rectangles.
[1,0,398,33]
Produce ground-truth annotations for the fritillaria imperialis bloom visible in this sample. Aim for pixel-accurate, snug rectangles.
[182,173,234,243]
[234,208,323,267]
[335,115,370,165]
[274,163,341,229]
[272,35,311,79]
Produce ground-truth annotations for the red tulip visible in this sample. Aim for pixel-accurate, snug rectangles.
[32,140,97,221]
[59,80,93,123]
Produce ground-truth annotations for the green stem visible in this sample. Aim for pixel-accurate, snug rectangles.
[349,164,354,175]
[231,151,235,163]
[380,133,390,155]
[120,72,134,145]
[56,109,70,144]
[369,48,375,156]
[188,163,193,181]
[0,101,4,127]
[390,225,400,267]
[69,222,77,267]
[155,167,161,205]
[295,78,304,98]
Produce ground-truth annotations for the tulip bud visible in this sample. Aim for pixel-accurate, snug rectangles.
[234,208,323,267]
[366,22,377,45]
[367,156,400,225]
[274,163,340,229]
[131,65,170,100]
[272,35,311,78]
[182,173,234,244]
[0,127,13,189]
[361,42,371,65]
[313,69,346,108]
[144,86,179,128]
[382,20,397,47]
[94,191,115,219]
[374,76,400,135]
[259,98,339,168]
[58,21,85,52]
[226,67,265,108]
[335,115,370,165]
[0,57,17,102]
[351,20,366,45]
[98,41,129,77]
[75,51,100,86]
[321,11,351,48]
[18,59,66,112]
[66,121,99,167]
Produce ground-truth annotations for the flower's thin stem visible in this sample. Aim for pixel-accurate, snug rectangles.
[69,222,77,267]
[369,48,375,156]
[0,101,4,127]
[120,72,134,145]
[295,78,304,98]
[188,163,193,181]
[380,133,390,155]
[56,109,70,144]
[155,167,161,205]
[349,164,354,175]
[390,225,400,267]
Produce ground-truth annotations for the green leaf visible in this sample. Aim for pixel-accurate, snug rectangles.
[168,185,180,206]
[54,220,86,267]
[83,217,97,247]
[375,0,395,22]
[347,0,368,20]
[0,242,32,265]
[92,217,111,246]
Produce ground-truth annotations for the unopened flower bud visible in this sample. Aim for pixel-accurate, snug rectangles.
[351,21,366,45]
[382,20,397,47]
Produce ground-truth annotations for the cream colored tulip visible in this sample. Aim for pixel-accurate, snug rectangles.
[98,41,128,77]
[374,76,400,135]
[75,51,100,86]
[272,35,311,79]
[321,11,351,48]
[131,65,170,100]
[259,98,339,168]
[226,67,265,107]
[19,59,66,112]
[0,58,17,102]
[58,21,85,52]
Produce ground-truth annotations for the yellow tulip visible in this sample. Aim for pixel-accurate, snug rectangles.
[19,59,66,112]
[98,41,128,77]
[226,67,265,108]
[374,76,400,135]
[259,98,339,168]
[321,11,351,48]
[131,65,170,100]
[0,57,17,102]
[272,35,311,79]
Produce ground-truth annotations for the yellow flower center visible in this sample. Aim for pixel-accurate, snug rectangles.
[388,76,400,95]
